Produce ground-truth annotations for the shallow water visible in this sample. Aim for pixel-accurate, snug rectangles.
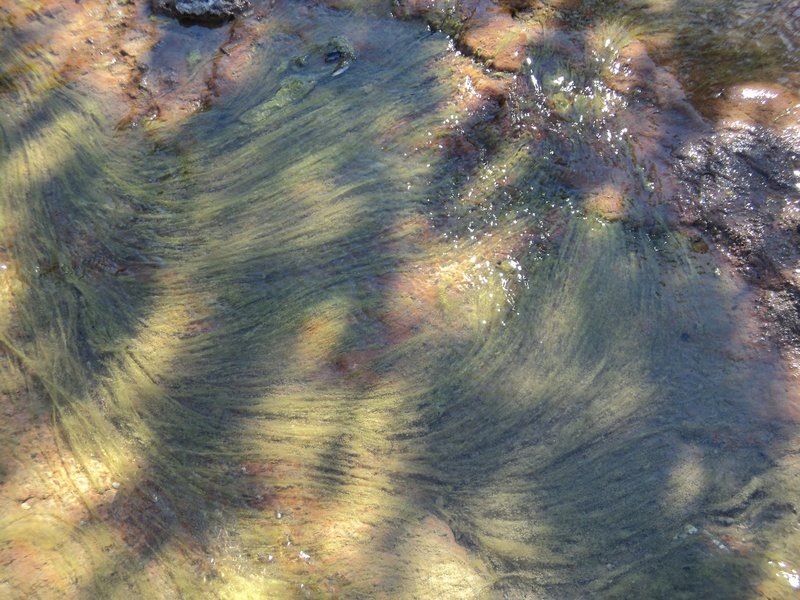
[1,1,799,598]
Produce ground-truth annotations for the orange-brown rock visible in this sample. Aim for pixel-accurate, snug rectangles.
[584,185,627,222]
[460,12,529,71]
[713,82,800,130]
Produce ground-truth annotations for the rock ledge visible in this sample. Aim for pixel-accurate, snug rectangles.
[151,0,250,23]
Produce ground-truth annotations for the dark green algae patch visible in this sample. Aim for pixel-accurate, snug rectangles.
[1,1,800,599]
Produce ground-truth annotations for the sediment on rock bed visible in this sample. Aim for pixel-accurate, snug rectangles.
[1,0,799,598]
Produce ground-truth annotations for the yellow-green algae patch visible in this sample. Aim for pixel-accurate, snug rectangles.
[1,2,799,599]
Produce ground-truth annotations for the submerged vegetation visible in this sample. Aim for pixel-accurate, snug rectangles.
[0,0,799,598]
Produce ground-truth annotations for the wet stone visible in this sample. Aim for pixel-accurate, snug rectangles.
[151,0,250,23]
[459,14,530,72]
[324,36,356,77]
[584,187,628,222]
[676,121,800,339]
[690,236,709,254]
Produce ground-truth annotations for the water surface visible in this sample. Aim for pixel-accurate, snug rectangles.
[1,1,799,598]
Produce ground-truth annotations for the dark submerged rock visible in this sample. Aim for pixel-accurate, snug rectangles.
[676,123,799,279]
[324,36,356,77]
[676,122,800,345]
[151,0,250,23]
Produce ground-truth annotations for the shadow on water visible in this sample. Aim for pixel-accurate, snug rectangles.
[395,6,800,596]
[409,224,795,597]
[1,1,799,598]
[67,8,467,596]
[0,40,182,596]
[0,89,162,460]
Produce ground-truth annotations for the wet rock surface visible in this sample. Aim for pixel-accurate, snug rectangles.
[151,0,251,23]
[676,120,800,346]
[0,0,268,127]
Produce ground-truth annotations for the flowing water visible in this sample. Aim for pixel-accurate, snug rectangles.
[1,0,800,598]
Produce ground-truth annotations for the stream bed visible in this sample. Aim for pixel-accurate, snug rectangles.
[1,0,799,598]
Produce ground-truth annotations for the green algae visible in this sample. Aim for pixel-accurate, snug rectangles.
[0,2,799,599]
[240,75,317,123]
